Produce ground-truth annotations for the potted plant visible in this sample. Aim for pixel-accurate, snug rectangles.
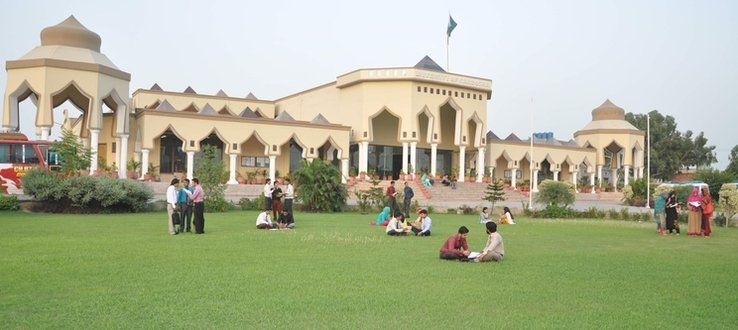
[359,170,366,182]
[126,158,141,180]
[483,167,491,183]
[246,170,257,184]
[145,162,159,182]
[236,171,247,184]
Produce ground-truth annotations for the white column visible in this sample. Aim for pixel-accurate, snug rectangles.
[638,167,644,180]
[511,168,517,188]
[89,128,99,174]
[458,146,466,181]
[597,165,603,188]
[359,142,368,174]
[118,134,129,179]
[572,171,578,190]
[611,168,618,188]
[186,151,194,180]
[269,155,277,182]
[553,170,559,181]
[623,165,630,186]
[532,169,540,192]
[410,142,417,179]
[430,143,438,176]
[401,142,409,174]
[227,154,238,184]
[40,127,50,140]
[476,147,485,183]
[590,171,596,194]
[140,149,150,179]
[489,166,495,181]
[341,158,349,184]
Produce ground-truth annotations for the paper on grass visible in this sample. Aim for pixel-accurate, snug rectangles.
[468,252,481,259]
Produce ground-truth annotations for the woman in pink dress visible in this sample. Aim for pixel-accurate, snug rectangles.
[686,187,702,236]
[701,187,713,237]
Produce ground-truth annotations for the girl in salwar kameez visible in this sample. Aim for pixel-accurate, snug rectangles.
[686,187,702,236]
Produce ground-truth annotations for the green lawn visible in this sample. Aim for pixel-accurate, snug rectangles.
[1,210,737,329]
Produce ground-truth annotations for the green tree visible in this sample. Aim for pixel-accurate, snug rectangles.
[625,110,717,180]
[482,180,506,209]
[291,159,347,212]
[194,145,228,212]
[718,183,738,227]
[53,128,92,176]
[726,145,738,176]
[693,168,735,201]
[535,180,575,207]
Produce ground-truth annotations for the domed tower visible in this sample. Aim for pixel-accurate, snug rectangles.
[3,16,131,177]
[574,99,645,188]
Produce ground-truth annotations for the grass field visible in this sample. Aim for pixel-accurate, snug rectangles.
[1,210,737,329]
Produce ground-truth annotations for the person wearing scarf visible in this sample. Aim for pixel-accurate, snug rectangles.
[686,187,702,236]
[375,206,391,226]
[701,186,713,237]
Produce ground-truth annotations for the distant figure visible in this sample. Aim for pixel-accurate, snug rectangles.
[190,178,206,234]
[166,178,180,235]
[479,207,492,223]
[441,175,451,186]
[687,187,702,236]
[386,212,409,236]
[403,181,414,217]
[277,209,294,229]
[654,192,667,235]
[475,221,505,263]
[450,176,458,189]
[412,209,432,236]
[421,173,433,187]
[256,209,277,229]
[386,180,398,216]
[263,178,274,211]
[439,226,471,260]
[701,186,713,238]
[665,191,680,235]
[499,207,515,224]
[283,178,295,224]
[375,206,391,226]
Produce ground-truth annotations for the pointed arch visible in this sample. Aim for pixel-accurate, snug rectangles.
[49,80,94,136]
[151,124,188,150]
[368,106,401,143]
[101,88,129,135]
[4,80,40,130]
[466,111,484,147]
[238,131,270,156]
[197,127,230,153]
[416,105,435,145]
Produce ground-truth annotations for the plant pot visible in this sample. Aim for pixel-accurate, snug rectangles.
[126,171,139,180]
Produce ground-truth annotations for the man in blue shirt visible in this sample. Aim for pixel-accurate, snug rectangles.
[403,181,414,218]
[412,209,432,236]
[177,178,194,233]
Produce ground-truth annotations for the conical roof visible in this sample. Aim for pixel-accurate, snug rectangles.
[576,99,640,134]
[310,114,331,124]
[216,89,228,97]
[40,15,101,52]
[150,83,163,91]
[591,99,625,121]
[414,55,445,72]
[245,92,258,100]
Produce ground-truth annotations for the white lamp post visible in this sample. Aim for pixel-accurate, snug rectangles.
[646,113,650,209]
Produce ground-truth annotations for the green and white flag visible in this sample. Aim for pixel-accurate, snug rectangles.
[447,15,458,37]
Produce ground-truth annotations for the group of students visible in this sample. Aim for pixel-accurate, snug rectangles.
[166,177,205,235]
[440,222,505,263]
[383,208,433,236]
[479,206,516,225]
[654,186,714,237]
[256,178,295,230]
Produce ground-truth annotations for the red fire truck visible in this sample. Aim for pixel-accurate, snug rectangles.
[0,132,56,194]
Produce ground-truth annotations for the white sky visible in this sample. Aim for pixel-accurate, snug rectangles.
[2,0,736,169]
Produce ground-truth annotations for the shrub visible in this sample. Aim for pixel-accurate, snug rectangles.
[53,128,92,176]
[608,209,620,220]
[21,168,65,200]
[640,212,652,222]
[718,183,738,227]
[194,145,228,213]
[596,209,607,219]
[292,159,347,212]
[538,205,572,218]
[0,194,19,211]
[620,208,631,221]
[535,180,575,207]
[579,206,599,219]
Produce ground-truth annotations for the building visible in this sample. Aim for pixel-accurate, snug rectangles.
[3,16,644,191]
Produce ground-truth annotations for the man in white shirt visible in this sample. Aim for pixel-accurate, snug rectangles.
[475,221,505,262]
[255,209,276,229]
[263,178,273,212]
[283,178,295,224]
[165,178,180,235]
[386,212,409,236]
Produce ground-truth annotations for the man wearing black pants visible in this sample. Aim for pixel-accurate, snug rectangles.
[284,178,295,224]
[189,178,206,234]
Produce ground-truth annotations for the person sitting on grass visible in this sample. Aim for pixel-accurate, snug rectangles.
[412,209,432,236]
[475,221,504,263]
[277,209,293,229]
[256,209,277,229]
[439,226,471,260]
[479,207,492,223]
[375,206,391,226]
[499,207,516,224]
[386,212,409,236]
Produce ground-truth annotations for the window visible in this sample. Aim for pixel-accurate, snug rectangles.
[417,86,421,92]
[454,91,458,97]
[424,87,428,93]
[241,156,270,168]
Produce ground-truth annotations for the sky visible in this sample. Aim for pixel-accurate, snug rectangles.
[1,0,736,169]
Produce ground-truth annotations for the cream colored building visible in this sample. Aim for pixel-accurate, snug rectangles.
[3,16,644,191]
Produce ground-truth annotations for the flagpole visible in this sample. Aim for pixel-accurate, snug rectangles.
[529,97,534,210]
[446,35,449,71]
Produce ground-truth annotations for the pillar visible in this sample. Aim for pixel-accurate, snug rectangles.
[341,158,349,184]
[140,149,150,179]
[638,167,644,180]
[410,142,417,179]
[402,142,409,174]
[458,146,466,180]
[590,171,596,194]
[597,165,603,188]
[532,169,540,192]
[511,168,517,188]
[40,127,50,141]
[186,151,194,180]
[89,128,99,174]
[572,171,578,190]
[553,170,559,181]
[269,155,276,182]
[227,153,238,184]
[611,168,618,189]
[430,143,437,176]
[359,142,368,174]
[623,165,630,186]
[118,134,129,179]
[476,147,485,183]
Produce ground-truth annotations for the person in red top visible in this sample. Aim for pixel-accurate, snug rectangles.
[386,180,398,216]
[439,226,471,260]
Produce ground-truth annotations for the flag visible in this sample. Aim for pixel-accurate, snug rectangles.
[447,15,458,37]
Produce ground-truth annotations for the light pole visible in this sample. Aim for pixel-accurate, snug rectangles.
[646,113,650,209]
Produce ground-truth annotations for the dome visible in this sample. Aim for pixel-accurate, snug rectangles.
[591,99,625,121]
[40,15,101,52]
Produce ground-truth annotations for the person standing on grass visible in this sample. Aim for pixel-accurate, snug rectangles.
[475,221,504,263]
[654,192,667,235]
[284,178,295,224]
[190,178,206,234]
[686,187,702,236]
[403,181,414,217]
[177,178,194,233]
[701,186,713,238]
[386,212,409,236]
[166,178,180,235]
[263,178,273,212]
[256,209,277,229]
[665,191,680,235]
[439,226,471,260]
[412,209,432,236]
[386,180,398,216]
[272,180,283,221]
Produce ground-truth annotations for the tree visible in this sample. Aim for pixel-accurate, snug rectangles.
[482,180,506,209]
[291,158,347,212]
[726,145,738,176]
[194,145,228,212]
[52,128,92,176]
[625,110,717,180]
[535,180,576,207]
[693,168,735,201]
[718,183,738,227]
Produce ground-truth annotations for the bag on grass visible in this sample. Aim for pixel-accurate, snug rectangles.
[171,211,181,225]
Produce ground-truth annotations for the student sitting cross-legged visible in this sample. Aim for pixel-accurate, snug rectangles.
[411,209,432,236]
[386,212,410,236]
[475,221,505,263]
[256,209,277,229]
[439,226,471,260]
